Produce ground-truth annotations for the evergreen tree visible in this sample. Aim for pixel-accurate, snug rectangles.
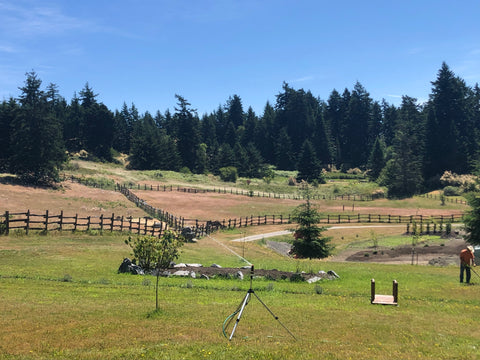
[64,94,83,152]
[274,127,295,170]
[214,143,235,173]
[291,189,332,259]
[128,113,160,170]
[79,83,114,160]
[113,102,134,154]
[244,142,265,178]
[424,63,473,181]
[256,102,276,164]
[325,89,344,166]
[344,82,372,168]
[312,109,333,167]
[223,121,238,147]
[10,71,66,184]
[174,95,201,171]
[241,107,258,147]
[462,193,480,246]
[0,99,17,171]
[226,94,244,129]
[379,96,424,197]
[275,83,317,160]
[367,136,386,180]
[296,139,323,183]
[381,100,398,147]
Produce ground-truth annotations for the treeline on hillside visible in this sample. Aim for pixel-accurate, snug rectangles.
[1,62,480,197]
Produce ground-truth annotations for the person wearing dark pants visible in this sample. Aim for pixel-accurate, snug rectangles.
[460,245,475,284]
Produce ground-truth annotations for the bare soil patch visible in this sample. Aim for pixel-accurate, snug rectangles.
[337,236,466,265]
[0,181,146,218]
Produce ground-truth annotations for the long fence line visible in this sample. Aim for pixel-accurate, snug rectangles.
[117,182,381,201]
[66,175,383,201]
[67,175,469,205]
[420,193,468,205]
[0,208,464,237]
[0,178,466,237]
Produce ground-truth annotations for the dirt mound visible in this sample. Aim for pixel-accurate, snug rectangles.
[344,236,466,265]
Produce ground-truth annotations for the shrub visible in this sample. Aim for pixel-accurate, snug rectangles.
[219,167,238,182]
[179,167,192,174]
[443,186,461,196]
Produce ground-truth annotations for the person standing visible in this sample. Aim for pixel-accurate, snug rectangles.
[460,245,475,284]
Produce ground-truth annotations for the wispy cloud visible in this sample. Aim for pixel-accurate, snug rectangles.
[0,0,136,39]
[0,1,89,37]
[386,94,402,99]
[290,75,314,83]
[0,44,18,53]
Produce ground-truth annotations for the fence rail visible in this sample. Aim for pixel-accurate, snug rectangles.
[0,209,463,237]
[116,182,384,201]
[0,210,170,237]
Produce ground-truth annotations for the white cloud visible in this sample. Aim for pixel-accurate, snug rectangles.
[0,1,88,37]
[290,75,314,83]
[0,44,18,53]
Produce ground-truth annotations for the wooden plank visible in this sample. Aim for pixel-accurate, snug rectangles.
[372,295,397,305]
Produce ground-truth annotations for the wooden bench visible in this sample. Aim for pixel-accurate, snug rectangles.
[371,279,398,306]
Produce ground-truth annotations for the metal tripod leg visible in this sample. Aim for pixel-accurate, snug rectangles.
[229,290,252,340]
[251,291,297,341]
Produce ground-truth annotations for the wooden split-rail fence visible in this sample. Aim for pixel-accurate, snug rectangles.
[0,208,463,237]
[0,210,171,237]
[0,183,465,237]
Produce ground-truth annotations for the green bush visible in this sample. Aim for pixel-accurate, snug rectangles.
[443,186,461,196]
[219,167,238,182]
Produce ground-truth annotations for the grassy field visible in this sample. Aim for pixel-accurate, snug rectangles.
[1,229,479,360]
[1,160,477,359]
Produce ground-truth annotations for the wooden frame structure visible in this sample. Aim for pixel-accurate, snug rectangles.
[370,279,398,306]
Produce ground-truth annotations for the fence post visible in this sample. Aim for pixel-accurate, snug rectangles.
[87,216,91,231]
[100,214,104,231]
[59,210,63,231]
[4,211,9,235]
[74,214,78,231]
[44,210,50,232]
[26,209,30,235]
[110,213,115,232]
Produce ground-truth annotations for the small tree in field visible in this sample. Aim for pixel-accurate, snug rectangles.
[126,230,184,310]
[290,187,332,259]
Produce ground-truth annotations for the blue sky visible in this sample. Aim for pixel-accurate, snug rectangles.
[1,0,480,116]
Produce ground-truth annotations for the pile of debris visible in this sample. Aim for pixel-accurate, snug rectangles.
[117,258,340,283]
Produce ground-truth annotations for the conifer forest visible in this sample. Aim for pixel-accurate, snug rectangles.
[1,62,480,198]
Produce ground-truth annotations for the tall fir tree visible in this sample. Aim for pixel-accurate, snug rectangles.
[424,62,473,181]
[296,139,323,183]
[0,99,18,171]
[174,95,201,171]
[10,71,66,184]
[379,96,424,197]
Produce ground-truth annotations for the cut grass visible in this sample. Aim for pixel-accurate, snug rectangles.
[1,231,479,359]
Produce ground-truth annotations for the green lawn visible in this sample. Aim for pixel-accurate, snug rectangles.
[1,231,479,359]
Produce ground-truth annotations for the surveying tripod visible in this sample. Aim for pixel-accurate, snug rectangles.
[222,265,296,341]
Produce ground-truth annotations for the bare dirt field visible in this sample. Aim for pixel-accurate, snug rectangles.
[0,181,146,218]
[0,180,470,267]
